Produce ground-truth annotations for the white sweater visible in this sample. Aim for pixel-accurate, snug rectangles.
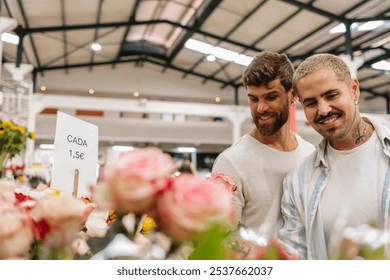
[212,133,315,232]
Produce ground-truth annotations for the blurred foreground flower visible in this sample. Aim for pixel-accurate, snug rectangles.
[157,174,234,241]
[330,222,389,260]
[93,147,175,215]
[0,196,34,259]
[6,147,381,260]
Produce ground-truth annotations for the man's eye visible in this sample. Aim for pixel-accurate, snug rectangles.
[266,95,277,101]
[304,101,316,107]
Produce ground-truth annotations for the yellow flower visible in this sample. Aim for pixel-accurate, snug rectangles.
[0,119,35,170]
[29,131,36,140]
[106,210,117,225]
[45,189,61,198]
[2,121,13,129]
[141,216,156,235]
[14,125,26,135]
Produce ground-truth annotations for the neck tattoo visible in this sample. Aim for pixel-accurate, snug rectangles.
[352,119,370,144]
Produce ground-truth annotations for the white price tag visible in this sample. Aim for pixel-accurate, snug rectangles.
[51,111,99,197]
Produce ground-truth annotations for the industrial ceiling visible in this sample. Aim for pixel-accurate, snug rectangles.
[1,0,389,112]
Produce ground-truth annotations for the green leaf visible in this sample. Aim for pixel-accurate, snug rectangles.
[263,245,279,260]
[360,244,387,260]
[189,222,230,260]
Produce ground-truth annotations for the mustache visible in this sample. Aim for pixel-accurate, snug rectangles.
[255,112,274,118]
[314,111,342,124]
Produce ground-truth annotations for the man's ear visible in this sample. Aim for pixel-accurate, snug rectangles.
[290,89,299,103]
[351,78,360,101]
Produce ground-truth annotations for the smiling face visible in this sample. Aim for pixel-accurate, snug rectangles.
[296,68,360,143]
[247,79,293,136]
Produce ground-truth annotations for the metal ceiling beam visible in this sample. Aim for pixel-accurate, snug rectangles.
[371,80,390,91]
[315,9,390,57]
[32,56,236,89]
[24,19,261,53]
[359,72,384,83]
[15,0,42,69]
[279,0,344,22]
[202,0,316,85]
[115,0,141,61]
[361,50,390,68]
[165,0,222,65]
[37,28,118,71]
[183,0,268,79]
[280,0,368,54]
[61,0,69,73]
[361,86,390,114]
[89,0,104,71]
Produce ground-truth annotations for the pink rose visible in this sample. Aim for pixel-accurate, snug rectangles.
[31,195,94,248]
[0,199,34,259]
[97,147,175,214]
[0,180,18,203]
[156,174,234,241]
[208,172,238,192]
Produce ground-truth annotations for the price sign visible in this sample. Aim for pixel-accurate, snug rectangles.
[51,111,99,197]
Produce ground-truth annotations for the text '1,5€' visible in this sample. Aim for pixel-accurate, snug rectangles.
[69,150,85,160]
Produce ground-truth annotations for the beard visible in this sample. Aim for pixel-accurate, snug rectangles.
[314,108,357,142]
[253,102,290,136]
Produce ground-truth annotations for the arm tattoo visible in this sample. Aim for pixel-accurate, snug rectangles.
[229,239,252,259]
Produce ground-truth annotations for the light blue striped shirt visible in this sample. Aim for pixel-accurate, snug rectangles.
[279,116,390,259]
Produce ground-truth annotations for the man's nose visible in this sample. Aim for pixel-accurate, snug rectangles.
[257,101,269,112]
[317,100,331,116]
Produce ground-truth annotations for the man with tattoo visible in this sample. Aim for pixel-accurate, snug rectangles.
[279,53,390,259]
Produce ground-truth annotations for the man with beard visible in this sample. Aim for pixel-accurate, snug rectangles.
[212,51,315,237]
[279,53,390,259]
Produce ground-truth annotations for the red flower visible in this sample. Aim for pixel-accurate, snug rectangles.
[14,192,34,203]
[32,219,51,241]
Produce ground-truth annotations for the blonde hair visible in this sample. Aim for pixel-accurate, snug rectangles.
[293,53,352,94]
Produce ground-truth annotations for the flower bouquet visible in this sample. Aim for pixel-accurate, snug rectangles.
[0,147,301,260]
[0,119,35,174]
[87,147,236,260]
[329,222,390,260]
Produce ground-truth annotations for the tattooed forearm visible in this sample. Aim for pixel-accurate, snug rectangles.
[229,239,252,259]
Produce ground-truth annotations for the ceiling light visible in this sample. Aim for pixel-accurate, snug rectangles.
[329,23,358,34]
[40,85,46,91]
[329,21,386,34]
[371,60,390,71]
[1,32,19,44]
[357,20,384,31]
[185,38,254,66]
[234,54,253,66]
[212,47,238,61]
[112,145,134,152]
[133,91,140,97]
[176,147,197,153]
[91,42,101,51]
[206,54,216,62]
[89,89,95,94]
[39,144,55,150]
[215,96,221,103]
[185,39,212,54]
